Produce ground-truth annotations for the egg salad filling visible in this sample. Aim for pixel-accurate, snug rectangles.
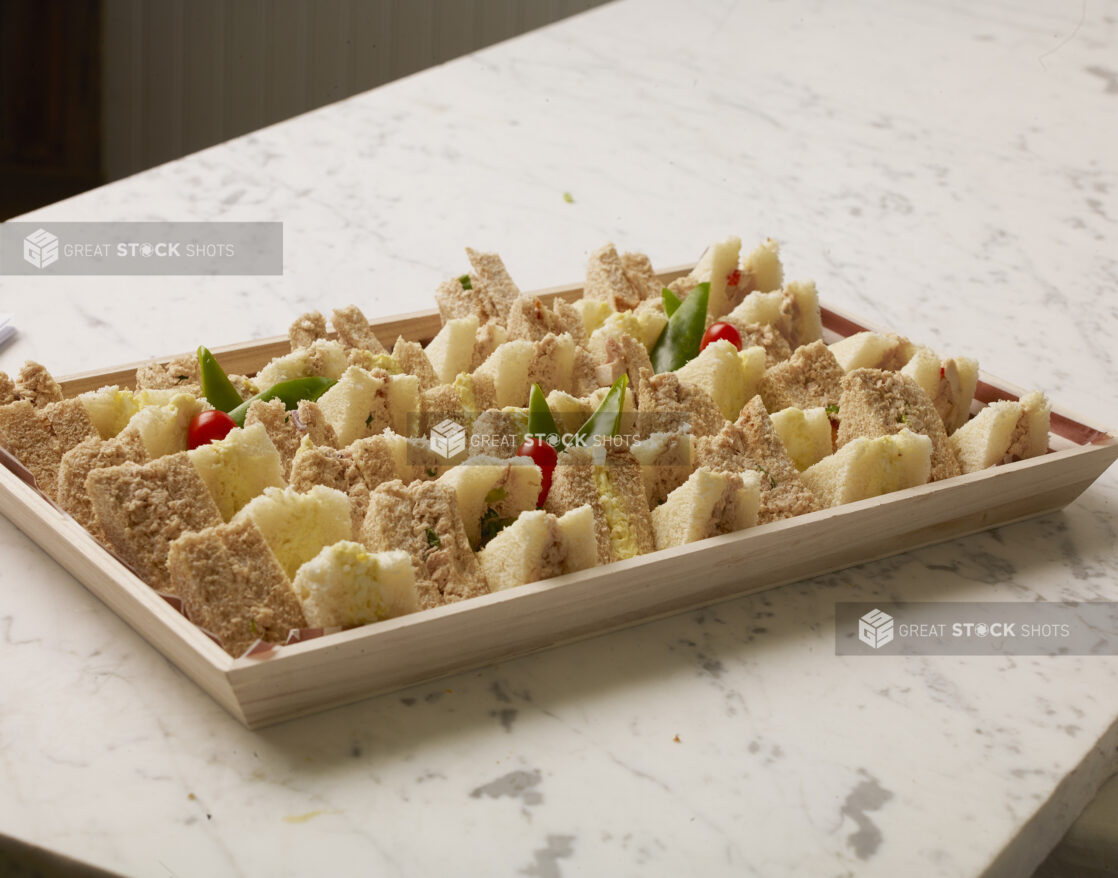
[593,464,639,561]
[453,372,478,414]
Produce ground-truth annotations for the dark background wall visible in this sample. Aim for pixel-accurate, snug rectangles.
[0,0,103,219]
[0,0,610,220]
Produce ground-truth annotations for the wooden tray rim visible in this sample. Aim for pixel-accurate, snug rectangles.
[227,437,1117,671]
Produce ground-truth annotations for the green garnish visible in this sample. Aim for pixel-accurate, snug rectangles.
[458,274,473,290]
[196,346,244,413]
[755,464,777,489]
[525,383,561,445]
[249,619,257,634]
[425,528,441,548]
[521,376,628,454]
[897,412,909,424]
[484,486,508,506]
[479,508,515,548]
[226,376,337,427]
[650,282,709,373]
[365,413,374,427]
[572,374,628,448]
[425,467,438,478]
[661,288,682,318]
[563,191,574,204]
[825,404,839,415]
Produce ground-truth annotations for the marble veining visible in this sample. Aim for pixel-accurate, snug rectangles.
[1,0,1117,875]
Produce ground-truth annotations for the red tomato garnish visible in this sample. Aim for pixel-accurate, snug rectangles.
[700,322,743,352]
[939,366,946,379]
[187,409,237,449]
[725,269,742,287]
[516,437,559,507]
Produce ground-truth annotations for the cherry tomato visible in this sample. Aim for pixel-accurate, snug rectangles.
[700,322,743,352]
[516,437,559,507]
[725,268,742,287]
[187,409,237,449]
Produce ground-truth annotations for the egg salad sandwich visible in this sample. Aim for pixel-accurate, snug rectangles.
[543,446,655,565]
[292,542,419,629]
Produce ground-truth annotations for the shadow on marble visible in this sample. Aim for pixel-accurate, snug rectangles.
[0,830,126,878]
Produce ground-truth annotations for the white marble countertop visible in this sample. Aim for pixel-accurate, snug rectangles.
[2,0,1117,875]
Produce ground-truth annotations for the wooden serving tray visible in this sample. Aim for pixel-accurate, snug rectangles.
[2,267,1116,728]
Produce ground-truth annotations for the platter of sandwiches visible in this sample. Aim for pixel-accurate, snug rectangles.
[1,237,1115,727]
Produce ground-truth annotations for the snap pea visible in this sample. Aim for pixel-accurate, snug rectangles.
[227,376,337,427]
[196,346,244,413]
[523,376,628,453]
[650,282,709,373]
[661,287,682,317]
[525,383,561,443]
[572,374,628,447]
